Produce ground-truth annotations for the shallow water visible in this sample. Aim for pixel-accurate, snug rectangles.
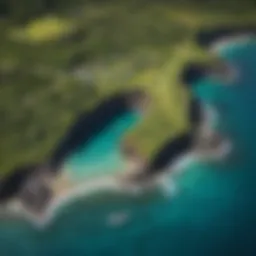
[65,111,141,180]
[1,40,256,256]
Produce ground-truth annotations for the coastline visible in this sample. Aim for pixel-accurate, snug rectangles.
[24,173,121,227]
[0,34,250,228]
[207,34,256,85]
[1,168,168,228]
[0,139,231,228]
[0,171,119,227]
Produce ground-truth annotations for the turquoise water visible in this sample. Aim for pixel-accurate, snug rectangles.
[65,111,141,180]
[1,40,256,256]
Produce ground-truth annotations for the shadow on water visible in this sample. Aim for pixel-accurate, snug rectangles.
[135,98,203,180]
[139,64,205,178]
[146,132,194,176]
[49,92,144,171]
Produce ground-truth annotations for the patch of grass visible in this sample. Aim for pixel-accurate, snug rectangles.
[9,16,75,44]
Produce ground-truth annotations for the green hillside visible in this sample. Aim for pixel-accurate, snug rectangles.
[0,0,255,175]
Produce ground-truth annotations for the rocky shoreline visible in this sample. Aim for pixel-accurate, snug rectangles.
[0,91,150,221]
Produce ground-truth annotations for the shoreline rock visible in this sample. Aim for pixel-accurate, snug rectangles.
[196,25,256,49]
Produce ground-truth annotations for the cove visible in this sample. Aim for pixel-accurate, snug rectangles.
[64,111,141,180]
[49,92,145,178]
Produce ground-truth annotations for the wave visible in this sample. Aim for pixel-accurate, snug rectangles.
[209,34,255,54]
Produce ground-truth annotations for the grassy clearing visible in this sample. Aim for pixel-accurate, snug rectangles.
[9,16,75,44]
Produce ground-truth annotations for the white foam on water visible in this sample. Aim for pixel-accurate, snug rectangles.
[6,171,162,228]
[159,176,178,198]
[106,211,131,227]
[209,34,255,54]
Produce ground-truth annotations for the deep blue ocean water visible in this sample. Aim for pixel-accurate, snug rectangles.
[0,40,256,256]
[65,111,141,181]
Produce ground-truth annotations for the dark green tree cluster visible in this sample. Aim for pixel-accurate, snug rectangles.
[0,0,81,22]
[1,0,255,23]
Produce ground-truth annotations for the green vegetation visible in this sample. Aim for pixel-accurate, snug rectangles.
[0,0,255,175]
[9,16,75,43]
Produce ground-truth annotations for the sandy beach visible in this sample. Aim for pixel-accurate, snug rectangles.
[0,165,153,227]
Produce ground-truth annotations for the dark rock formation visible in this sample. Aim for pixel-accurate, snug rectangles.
[181,62,205,133]
[181,63,209,85]
[182,60,236,88]
[189,97,204,133]
[0,165,37,203]
[0,164,53,214]
[196,25,256,48]
[147,132,194,174]
[18,167,53,214]
[127,132,194,183]
[49,91,147,170]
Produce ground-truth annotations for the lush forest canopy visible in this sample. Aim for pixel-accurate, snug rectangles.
[0,0,255,176]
